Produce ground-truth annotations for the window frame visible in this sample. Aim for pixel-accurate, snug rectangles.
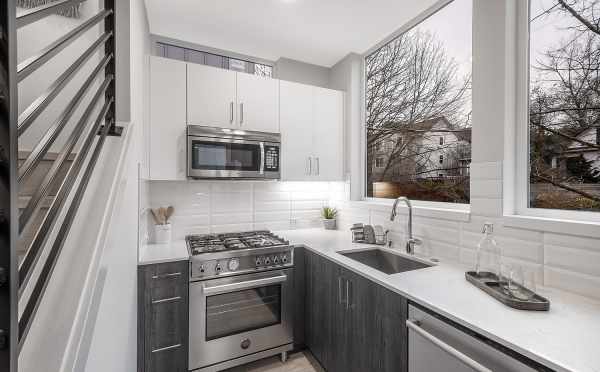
[508,0,600,223]
[360,0,471,211]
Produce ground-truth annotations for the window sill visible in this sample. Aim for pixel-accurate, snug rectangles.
[349,199,471,222]
[503,214,600,239]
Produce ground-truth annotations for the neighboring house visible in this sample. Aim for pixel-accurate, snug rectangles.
[371,117,472,182]
[552,125,600,175]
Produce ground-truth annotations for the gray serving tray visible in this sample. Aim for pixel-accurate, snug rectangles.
[465,271,550,311]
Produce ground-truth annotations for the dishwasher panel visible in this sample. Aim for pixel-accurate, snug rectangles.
[408,305,538,372]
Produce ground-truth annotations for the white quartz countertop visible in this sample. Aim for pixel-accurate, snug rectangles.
[277,228,600,372]
[138,240,189,265]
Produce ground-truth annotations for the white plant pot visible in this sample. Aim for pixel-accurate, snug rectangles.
[323,219,337,230]
[154,223,172,244]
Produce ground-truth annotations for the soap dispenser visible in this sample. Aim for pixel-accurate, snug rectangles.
[475,223,501,278]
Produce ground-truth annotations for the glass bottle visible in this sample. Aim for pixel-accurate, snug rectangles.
[475,223,501,279]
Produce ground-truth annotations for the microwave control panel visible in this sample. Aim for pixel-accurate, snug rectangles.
[264,145,280,172]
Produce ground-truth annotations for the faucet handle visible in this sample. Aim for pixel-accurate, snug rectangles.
[410,237,423,245]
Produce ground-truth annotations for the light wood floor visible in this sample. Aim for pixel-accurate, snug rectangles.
[223,351,324,372]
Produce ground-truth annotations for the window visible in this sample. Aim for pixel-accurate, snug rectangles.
[527,0,600,212]
[157,42,273,78]
[375,157,385,168]
[365,0,472,203]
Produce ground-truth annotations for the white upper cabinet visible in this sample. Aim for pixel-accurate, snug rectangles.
[280,81,314,181]
[236,72,279,132]
[187,63,237,128]
[187,63,279,132]
[313,87,344,181]
[149,56,188,180]
[280,80,345,181]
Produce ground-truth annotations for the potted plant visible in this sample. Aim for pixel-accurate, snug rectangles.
[321,206,338,230]
[151,206,174,243]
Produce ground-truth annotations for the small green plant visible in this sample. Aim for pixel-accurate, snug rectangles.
[321,206,338,220]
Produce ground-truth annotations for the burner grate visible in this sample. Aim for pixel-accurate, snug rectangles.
[186,230,288,255]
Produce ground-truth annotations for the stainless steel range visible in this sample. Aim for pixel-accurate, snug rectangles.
[187,231,294,372]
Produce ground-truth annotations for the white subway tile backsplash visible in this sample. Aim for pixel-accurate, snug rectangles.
[545,245,600,277]
[545,267,600,300]
[148,181,344,238]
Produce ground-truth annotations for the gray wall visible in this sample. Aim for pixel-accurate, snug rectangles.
[274,57,332,89]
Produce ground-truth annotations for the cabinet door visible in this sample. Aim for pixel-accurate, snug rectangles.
[341,268,408,372]
[149,56,187,180]
[279,81,315,181]
[313,87,344,181]
[187,63,237,128]
[236,72,279,132]
[305,251,336,371]
[139,261,189,372]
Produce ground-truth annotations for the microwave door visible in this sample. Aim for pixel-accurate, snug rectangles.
[188,137,264,178]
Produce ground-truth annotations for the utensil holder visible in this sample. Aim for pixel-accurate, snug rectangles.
[154,223,172,244]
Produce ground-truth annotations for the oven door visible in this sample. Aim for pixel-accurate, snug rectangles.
[187,136,264,179]
[189,269,294,370]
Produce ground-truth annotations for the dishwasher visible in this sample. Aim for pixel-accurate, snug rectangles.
[407,304,543,372]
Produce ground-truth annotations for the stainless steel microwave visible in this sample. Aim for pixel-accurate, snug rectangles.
[187,126,281,179]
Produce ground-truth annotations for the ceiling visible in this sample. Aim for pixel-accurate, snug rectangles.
[144,0,438,67]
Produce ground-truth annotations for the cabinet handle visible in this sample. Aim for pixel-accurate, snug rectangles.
[152,272,181,280]
[240,102,244,125]
[338,277,344,305]
[151,272,181,280]
[230,102,234,123]
[152,343,182,353]
[315,157,320,176]
[152,296,181,305]
[346,279,351,309]
[308,157,312,176]
[406,319,492,372]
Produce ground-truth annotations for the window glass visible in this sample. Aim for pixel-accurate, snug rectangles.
[529,0,600,212]
[365,0,472,202]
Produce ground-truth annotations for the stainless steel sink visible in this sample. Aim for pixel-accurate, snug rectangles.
[339,249,433,274]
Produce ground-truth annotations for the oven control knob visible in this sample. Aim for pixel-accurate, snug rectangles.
[215,263,222,273]
[228,258,240,271]
[281,254,288,263]
[241,339,251,350]
[199,264,206,274]
[264,257,271,265]
[255,257,263,266]
[273,256,279,264]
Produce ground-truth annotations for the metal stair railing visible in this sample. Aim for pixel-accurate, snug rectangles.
[0,0,121,369]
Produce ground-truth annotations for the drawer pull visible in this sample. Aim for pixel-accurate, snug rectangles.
[152,272,181,279]
[152,343,181,353]
[152,296,181,305]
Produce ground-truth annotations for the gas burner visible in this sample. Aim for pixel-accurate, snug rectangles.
[186,230,288,256]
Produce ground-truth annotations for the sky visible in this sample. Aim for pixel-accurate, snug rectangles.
[410,0,473,82]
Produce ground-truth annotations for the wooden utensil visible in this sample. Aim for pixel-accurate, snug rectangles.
[165,206,174,223]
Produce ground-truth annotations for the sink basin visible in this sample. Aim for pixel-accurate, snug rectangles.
[339,249,432,274]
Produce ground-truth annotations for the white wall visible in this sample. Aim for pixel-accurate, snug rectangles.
[82,0,151,371]
[329,53,363,199]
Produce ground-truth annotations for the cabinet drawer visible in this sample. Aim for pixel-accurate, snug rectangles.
[149,344,187,372]
[147,261,188,301]
[150,299,186,351]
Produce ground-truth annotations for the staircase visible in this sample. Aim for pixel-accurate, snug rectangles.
[17,151,73,263]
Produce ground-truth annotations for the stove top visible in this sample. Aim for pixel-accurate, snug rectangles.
[186,230,289,255]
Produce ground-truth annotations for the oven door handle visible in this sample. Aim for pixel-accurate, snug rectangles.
[203,273,287,296]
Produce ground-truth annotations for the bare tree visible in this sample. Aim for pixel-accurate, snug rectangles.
[529,1,600,206]
[365,30,471,198]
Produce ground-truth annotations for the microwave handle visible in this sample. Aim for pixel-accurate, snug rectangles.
[260,142,265,174]
[203,273,287,296]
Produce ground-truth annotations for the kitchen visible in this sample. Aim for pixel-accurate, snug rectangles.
[4,1,600,372]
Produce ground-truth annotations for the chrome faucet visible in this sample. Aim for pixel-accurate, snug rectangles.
[390,197,422,255]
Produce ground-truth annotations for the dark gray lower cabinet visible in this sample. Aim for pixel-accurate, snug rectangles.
[305,250,408,372]
[138,260,189,372]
